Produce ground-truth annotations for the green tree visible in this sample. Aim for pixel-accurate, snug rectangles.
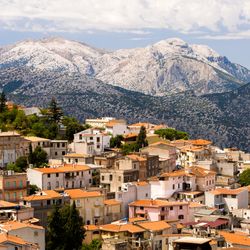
[110,135,124,148]
[239,168,250,186]
[29,146,48,167]
[46,203,85,250]
[28,184,39,195]
[136,126,148,149]
[6,163,21,173]
[155,128,188,140]
[15,156,28,172]
[48,97,63,124]
[0,92,7,113]
[121,143,139,154]
[82,239,102,250]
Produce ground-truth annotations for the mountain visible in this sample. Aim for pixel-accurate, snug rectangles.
[1,37,250,96]
[0,37,250,151]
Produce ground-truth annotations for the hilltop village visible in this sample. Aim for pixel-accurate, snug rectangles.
[0,100,249,250]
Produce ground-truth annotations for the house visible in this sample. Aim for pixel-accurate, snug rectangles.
[173,237,213,250]
[24,136,51,157]
[0,171,27,202]
[65,189,105,225]
[104,199,122,223]
[128,122,156,134]
[0,221,45,250]
[105,119,128,136]
[205,187,248,211]
[141,142,177,173]
[72,128,111,155]
[85,117,116,128]
[63,153,94,165]
[129,199,189,223]
[27,164,92,190]
[0,132,29,168]
[21,190,69,228]
[218,231,250,249]
[0,200,34,222]
[0,233,39,250]
[50,140,68,159]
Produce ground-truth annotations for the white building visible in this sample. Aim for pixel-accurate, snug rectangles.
[205,187,248,211]
[85,117,115,128]
[27,164,92,190]
[105,119,128,136]
[71,128,111,155]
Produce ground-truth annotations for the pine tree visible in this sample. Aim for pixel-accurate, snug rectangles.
[48,97,63,124]
[64,201,85,250]
[0,92,7,113]
[46,206,65,250]
[136,126,148,149]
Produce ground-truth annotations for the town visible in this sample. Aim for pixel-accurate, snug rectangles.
[0,98,249,250]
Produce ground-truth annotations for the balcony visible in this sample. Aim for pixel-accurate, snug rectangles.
[4,186,26,191]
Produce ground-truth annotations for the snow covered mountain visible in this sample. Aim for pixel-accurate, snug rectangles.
[0,37,250,96]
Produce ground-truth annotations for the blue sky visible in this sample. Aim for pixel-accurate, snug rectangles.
[1,0,250,68]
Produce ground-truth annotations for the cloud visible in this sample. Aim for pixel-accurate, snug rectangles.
[1,0,250,39]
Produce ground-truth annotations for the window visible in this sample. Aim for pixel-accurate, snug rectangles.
[231,195,236,198]
[89,179,92,183]
[66,182,68,188]
[179,205,183,210]
[161,207,165,211]
[178,215,184,220]
[55,173,59,177]
[170,206,173,210]
[172,184,175,190]
[80,181,82,187]
[90,137,93,140]
[19,180,23,188]
[97,137,100,142]
[62,151,65,155]
[223,194,227,198]
[76,172,79,176]
[145,193,148,197]
[34,231,38,237]
[57,143,60,148]
[101,176,104,181]
[47,200,51,205]
[47,182,51,190]
[72,181,74,188]
[140,206,144,210]
[55,152,58,156]
[75,159,78,163]
[109,175,113,181]
[56,181,59,188]
[118,176,121,181]
[79,134,82,140]
[13,181,16,188]
[178,183,180,188]
[62,143,65,147]
[48,174,51,178]
[160,215,165,220]
[97,145,100,149]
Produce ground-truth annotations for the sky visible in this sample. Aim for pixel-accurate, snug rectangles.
[1,0,250,68]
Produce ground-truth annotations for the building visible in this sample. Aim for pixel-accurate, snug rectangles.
[104,199,122,223]
[85,117,116,128]
[0,221,45,250]
[50,140,68,159]
[205,187,248,211]
[105,119,128,136]
[65,189,105,225]
[24,136,51,157]
[129,199,189,223]
[63,153,93,165]
[0,132,29,168]
[0,233,39,250]
[27,164,92,190]
[72,128,111,155]
[0,171,27,202]
[21,190,69,228]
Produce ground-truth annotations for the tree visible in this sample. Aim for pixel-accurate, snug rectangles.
[7,163,21,173]
[46,202,85,250]
[28,184,39,195]
[62,117,85,141]
[136,126,148,149]
[155,128,188,141]
[82,239,102,250]
[110,135,124,148]
[0,92,7,113]
[48,97,63,124]
[28,146,48,167]
[15,156,28,172]
[239,168,250,186]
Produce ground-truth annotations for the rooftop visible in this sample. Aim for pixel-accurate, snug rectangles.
[104,199,121,206]
[99,223,145,234]
[0,221,43,231]
[209,187,247,195]
[174,237,211,244]
[0,233,34,246]
[129,199,188,208]
[34,164,90,174]
[137,221,171,231]
[65,189,102,199]
[23,190,61,202]
[24,136,50,142]
[219,231,250,246]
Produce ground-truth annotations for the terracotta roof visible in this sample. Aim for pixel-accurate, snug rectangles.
[129,217,146,223]
[126,154,146,162]
[188,202,206,208]
[23,190,61,202]
[218,231,250,246]
[123,133,138,139]
[133,181,149,186]
[24,136,50,142]
[99,223,145,233]
[106,119,126,127]
[128,122,151,128]
[209,187,247,195]
[84,225,99,231]
[190,139,212,146]
[137,221,171,231]
[104,199,121,206]
[0,221,43,231]
[64,153,90,158]
[0,200,18,207]
[34,164,90,173]
[65,189,102,199]
[129,199,188,208]
[0,233,33,246]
